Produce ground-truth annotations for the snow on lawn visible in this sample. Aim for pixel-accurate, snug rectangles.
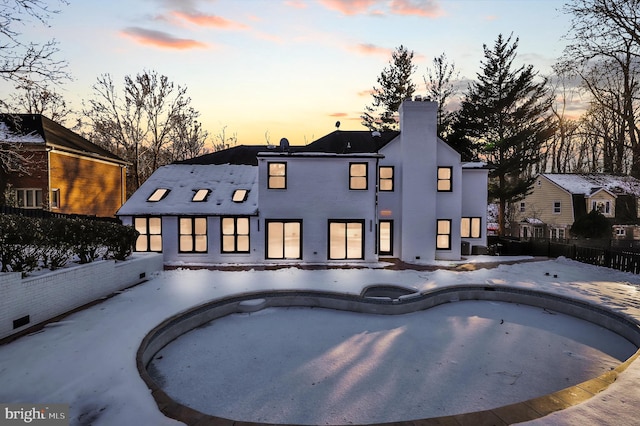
[0,257,639,426]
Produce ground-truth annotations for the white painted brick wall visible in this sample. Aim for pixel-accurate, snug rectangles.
[0,253,163,340]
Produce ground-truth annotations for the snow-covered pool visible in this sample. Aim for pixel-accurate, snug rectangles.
[144,296,637,425]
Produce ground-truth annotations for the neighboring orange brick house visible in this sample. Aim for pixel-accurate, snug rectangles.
[0,114,127,217]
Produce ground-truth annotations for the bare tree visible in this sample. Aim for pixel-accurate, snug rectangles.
[423,52,460,138]
[82,70,207,194]
[0,0,70,97]
[562,0,640,176]
[170,111,208,161]
[213,125,237,152]
[542,66,582,173]
[8,82,73,123]
[0,0,70,201]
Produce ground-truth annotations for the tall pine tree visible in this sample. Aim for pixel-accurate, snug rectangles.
[453,34,555,235]
[361,45,416,131]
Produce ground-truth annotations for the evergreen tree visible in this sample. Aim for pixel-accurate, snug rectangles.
[571,210,612,239]
[452,34,555,235]
[361,45,416,131]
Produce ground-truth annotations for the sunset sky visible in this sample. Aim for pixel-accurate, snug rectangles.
[19,0,571,148]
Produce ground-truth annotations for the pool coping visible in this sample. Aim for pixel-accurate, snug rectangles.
[136,284,640,426]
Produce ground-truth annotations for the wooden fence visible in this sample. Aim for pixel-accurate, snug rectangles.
[493,237,640,274]
[0,205,120,223]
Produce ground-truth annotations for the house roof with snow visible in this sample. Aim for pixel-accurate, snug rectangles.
[176,130,400,166]
[542,173,640,197]
[116,164,258,216]
[0,113,127,164]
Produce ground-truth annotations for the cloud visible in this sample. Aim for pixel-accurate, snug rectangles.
[284,0,308,9]
[329,112,348,117]
[358,89,377,97]
[121,27,208,49]
[171,10,248,29]
[352,43,392,56]
[390,0,444,17]
[318,0,380,15]
[318,0,444,17]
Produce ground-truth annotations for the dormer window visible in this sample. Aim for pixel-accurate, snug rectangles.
[192,189,210,202]
[592,200,611,215]
[232,189,249,202]
[148,188,170,202]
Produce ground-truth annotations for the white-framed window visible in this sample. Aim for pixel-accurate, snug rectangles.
[534,227,544,239]
[266,220,302,259]
[437,167,452,192]
[134,217,162,252]
[268,162,286,189]
[519,202,525,212]
[329,220,364,260]
[349,162,368,190]
[16,188,43,209]
[616,227,626,237]
[553,201,561,214]
[179,217,207,253]
[221,217,249,253]
[148,188,170,202]
[461,217,481,238]
[436,219,451,250]
[379,166,394,191]
[50,188,60,209]
[592,200,611,215]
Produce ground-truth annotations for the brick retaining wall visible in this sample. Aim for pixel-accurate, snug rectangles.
[0,253,163,340]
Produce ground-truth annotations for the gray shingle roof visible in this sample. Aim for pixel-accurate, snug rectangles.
[117,164,258,216]
[0,114,126,164]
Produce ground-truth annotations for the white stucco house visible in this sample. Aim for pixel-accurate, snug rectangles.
[117,100,489,266]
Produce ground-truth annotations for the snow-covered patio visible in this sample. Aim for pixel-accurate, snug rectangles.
[1,257,640,425]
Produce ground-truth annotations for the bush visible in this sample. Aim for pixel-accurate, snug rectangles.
[40,217,73,270]
[0,215,43,276]
[103,221,139,261]
[570,210,612,239]
[66,218,106,264]
[0,214,138,274]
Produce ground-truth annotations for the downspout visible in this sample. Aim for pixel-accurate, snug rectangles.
[374,155,380,256]
[46,146,52,210]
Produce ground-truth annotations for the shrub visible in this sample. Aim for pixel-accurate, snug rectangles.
[66,218,107,264]
[0,214,138,273]
[570,210,612,239]
[40,217,74,270]
[0,215,42,275]
[103,222,139,261]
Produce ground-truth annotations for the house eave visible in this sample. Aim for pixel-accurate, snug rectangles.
[257,152,384,159]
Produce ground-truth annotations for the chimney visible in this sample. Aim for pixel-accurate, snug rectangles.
[399,100,439,262]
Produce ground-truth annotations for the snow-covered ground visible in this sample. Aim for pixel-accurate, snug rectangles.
[1,256,640,426]
[151,302,635,425]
